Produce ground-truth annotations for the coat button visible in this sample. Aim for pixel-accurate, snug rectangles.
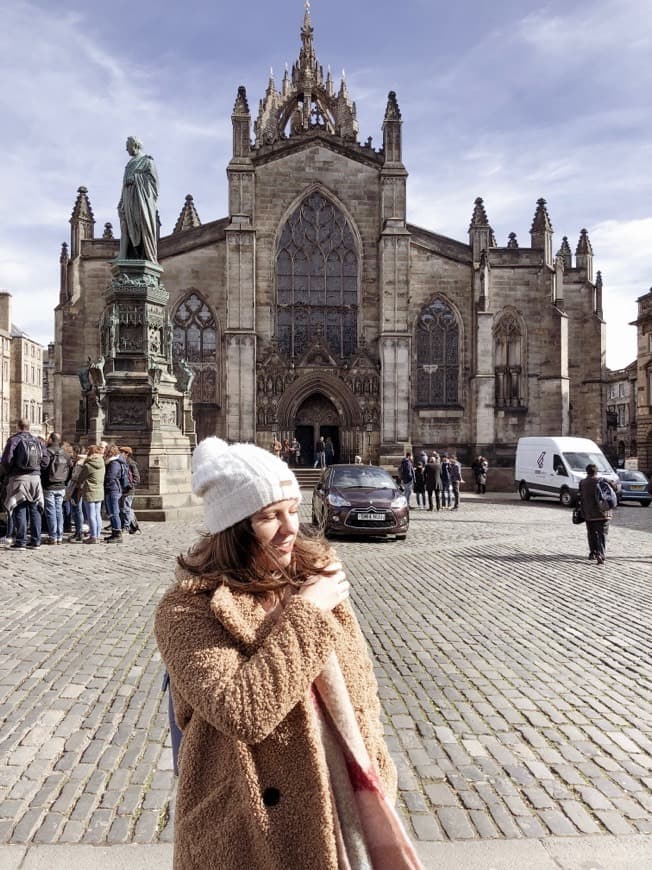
[263,787,281,807]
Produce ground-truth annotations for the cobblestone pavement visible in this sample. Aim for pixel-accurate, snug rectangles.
[0,493,650,853]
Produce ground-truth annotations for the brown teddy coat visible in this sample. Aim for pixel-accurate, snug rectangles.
[154,575,398,870]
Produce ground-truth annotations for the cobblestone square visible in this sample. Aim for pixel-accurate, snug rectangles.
[0,493,650,857]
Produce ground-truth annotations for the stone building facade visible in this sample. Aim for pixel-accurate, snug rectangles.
[633,289,652,475]
[604,362,637,466]
[0,292,45,445]
[53,9,608,466]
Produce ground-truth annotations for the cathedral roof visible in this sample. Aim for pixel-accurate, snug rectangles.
[173,195,202,234]
[253,2,358,148]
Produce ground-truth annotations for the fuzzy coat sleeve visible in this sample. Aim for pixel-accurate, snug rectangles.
[155,588,339,745]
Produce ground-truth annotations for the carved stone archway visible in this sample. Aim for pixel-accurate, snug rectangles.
[277,373,363,464]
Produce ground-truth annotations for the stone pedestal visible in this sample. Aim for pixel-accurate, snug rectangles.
[88,259,198,520]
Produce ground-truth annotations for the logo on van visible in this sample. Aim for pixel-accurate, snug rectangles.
[536,451,546,469]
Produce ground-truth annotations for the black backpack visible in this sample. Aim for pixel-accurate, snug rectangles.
[47,449,70,485]
[12,435,41,473]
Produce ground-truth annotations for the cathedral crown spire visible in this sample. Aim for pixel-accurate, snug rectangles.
[253,4,359,147]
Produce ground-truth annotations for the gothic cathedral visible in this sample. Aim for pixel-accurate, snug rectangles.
[54,7,606,467]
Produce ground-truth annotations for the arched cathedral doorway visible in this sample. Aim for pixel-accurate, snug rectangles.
[294,393,341,466]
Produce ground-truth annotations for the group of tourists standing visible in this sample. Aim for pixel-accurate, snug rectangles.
[0,419,141,549]
[399,450,473,511]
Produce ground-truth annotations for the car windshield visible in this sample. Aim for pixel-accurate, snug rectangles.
[332,467,394,489]
[563,452,613,473]
[618,470,648,482]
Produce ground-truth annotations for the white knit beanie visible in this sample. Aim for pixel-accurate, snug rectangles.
[191,437,302,533]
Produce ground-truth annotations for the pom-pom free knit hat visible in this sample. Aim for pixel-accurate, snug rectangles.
[191,437,302,533]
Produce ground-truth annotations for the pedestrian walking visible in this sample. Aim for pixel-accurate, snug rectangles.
[313,435,326,468]
[579,463,617,565]
[155,437,422,870]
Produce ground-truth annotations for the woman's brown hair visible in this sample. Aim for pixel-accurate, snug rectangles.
[86,444,104,457]
[177,518,333,597]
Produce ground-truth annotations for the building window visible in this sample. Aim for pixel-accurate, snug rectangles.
[172,292,218,404]
[617,404,628,427]
[24,364,28,382]
[276,191,358,360]
[494,314,524,407]
[415,297,460,406]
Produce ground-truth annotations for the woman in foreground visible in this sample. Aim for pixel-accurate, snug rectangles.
[155,437,422,870]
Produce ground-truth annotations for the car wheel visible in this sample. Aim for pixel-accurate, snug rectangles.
[560,488,574,508]
[518,481,531,501]
[640,500,651,507]
[396,534,407,541]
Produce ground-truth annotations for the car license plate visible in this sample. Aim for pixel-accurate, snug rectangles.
[630,485,645,491]
[358,512,385,521]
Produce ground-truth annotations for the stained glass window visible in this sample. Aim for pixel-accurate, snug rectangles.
[276,192,358,359]
[415,298,459,406]
[172,293,217,403]
[495,314,523,407]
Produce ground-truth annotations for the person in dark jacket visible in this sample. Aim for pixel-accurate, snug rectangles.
[103,444,125,543]
[579,464,616,565]
[424,455,442,511]
[41,433,72,544]
[1,419,45,549]
[413,462,426,510]
[119,445,141,534]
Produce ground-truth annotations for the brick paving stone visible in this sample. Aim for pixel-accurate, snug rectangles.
[469,810,500,838]
[487,802,522,838]
[424,783,458,807]
[410,813,444,841]
[611,797,650,820]
[537,809,578,836]
[593,810,637,835]
[436,807,475,839]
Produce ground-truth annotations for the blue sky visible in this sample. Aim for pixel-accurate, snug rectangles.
[1,0,650,370]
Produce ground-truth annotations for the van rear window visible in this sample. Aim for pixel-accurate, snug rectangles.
[563,452,612,473]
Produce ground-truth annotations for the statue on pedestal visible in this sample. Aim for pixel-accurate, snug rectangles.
[117,136,159,262]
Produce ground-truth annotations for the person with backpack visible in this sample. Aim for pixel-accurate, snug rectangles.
[104,444,129,543]
[41,433,72,545]
[579,463,617,565]
[0,419,45,550]
[119,445,141,535]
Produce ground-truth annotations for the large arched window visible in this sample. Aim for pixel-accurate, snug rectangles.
[415,298,460,406]
[494,313,524,407]
[276,191,358,359]
[172,292,217,404]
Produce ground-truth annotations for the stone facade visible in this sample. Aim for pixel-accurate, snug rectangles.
[604,362,637,466]
[0,292,45,445]
[54,9,608,467]
[632,289,652,475]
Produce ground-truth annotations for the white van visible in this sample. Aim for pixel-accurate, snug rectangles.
[515,436,619,507]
